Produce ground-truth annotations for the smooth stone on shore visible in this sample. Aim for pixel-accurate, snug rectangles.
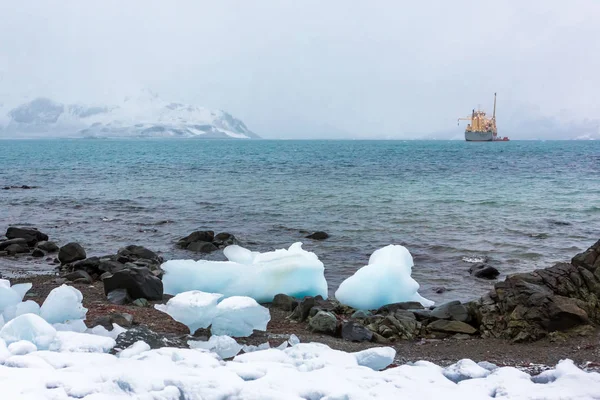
[213,232,238,247]
[341,321,373,342]
[103,267,163,301]
[35,241,59,253]
[428,320,477,335]
[289,296,324,322]
[186,241,218,253]
[309,311,337,334]
[469,263,500,280]
[430,301,470,322]
[376,302,424,315]
[107,289,131,305]
[0,238,28,251]
[5,227,48,246]
[31,248,45,258]
[64,270,93,284]
[132,298,150,307]
[271,293,298,311]
[5,243,30,255]
[177,231,215,248]
[58,242,87,264]
[351,310,372,319]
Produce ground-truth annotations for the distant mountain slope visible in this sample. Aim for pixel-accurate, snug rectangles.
[0,93,259,139]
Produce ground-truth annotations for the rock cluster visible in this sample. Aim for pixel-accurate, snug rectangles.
[0,227,57,258]
[176,230,238,253]
[471,240,600,342]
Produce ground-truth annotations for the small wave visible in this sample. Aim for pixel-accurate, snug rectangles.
[528,233,549,239]
[547,220,571,226]
[461,255,488,263]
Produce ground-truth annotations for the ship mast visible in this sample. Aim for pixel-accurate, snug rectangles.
[492,93,496,120]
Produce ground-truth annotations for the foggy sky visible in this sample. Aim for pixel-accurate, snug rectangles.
[0,1,599,139]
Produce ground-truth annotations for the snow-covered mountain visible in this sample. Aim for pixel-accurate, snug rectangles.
[0,92,259,139]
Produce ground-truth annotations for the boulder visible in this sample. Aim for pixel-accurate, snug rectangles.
[474,239,600,342]
[103,267,163,301]
[177,231,215,248]
[109,312,134,327]
[5,227,48,246]
[430,301,470,322]
[213,232,238,247]
[469,263,500,280]
[186,241,218,253]
[428,320,477,335]
[309,311,338,334]
[351,310,372,319]
[4,243,29,255]
[0,238,28,251]
[113,326,187,351]
[98,260,126,274]
[305,231,329,240]
[376,302,424,315]
[271,294,298,311]
[341,321,373,342]
[31,248,45,258]
[289,296,325,322]
[64,270,94,284]
[58,242,86,264]
[36,241,59,253]
[107,289,131,305]
[132,298,150,307]
[116,245,163,270]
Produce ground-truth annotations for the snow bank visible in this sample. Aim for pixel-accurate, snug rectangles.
[155,291,270,337]
[162,242,328,303]
[335,244,434,309]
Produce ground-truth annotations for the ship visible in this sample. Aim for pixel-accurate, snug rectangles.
[457,93,509,141]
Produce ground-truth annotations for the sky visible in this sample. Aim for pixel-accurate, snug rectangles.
[0,0,599,139]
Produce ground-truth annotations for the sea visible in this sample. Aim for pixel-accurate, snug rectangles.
[1,139,599,303]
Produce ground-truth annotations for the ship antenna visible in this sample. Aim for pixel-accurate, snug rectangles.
[493,92,497,120]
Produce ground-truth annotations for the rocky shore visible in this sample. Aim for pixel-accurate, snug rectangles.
[2,227,600,370]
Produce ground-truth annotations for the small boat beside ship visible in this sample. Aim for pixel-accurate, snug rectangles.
[458,93,509,141]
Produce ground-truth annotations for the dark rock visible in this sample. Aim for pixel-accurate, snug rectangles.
[103,267,163,301]
[213,232,238,247]
[36,241,59,253]
[98,260,126,274]
[58,242,87,264]
[0,251,7,257]
[91,316,112,330]
[289,296,325,322]
[412,309,433,321]
[341,321,373,342]
[305,231,329,240]
[31,248,45,258]
[474,240,600,342]
[113,326,187,351]
[0,238,28,251]
[5,243,29,255]
[100,272,112,280]
[376,302,424,315]
[116,245,163,270]
[64,270,94,284]
[428,320,477,334]
[432,286,448,294]
[469,263,500,280]
[430,301,470,322]
[177,231,214,248]
[271,294,298,311]
[53,258,60,264]
[309,311,337,334]
[107,288,131,305]
[186,241,218,253]
[5,227,48,246]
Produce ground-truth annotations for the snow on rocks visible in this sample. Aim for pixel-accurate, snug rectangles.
[161,242,328,303]
[156,291,270,337]
[335,244,434,310]
[189,335,242,359]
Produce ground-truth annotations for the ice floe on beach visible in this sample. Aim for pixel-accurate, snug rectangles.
[162,242,328,302]
[0,335,598,399]
[335,244,434,309]
[155,291,270,337]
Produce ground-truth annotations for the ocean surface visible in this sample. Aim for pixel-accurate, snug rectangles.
[1,139,599,303]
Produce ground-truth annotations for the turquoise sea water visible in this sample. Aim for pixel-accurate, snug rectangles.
[1,139,599,302]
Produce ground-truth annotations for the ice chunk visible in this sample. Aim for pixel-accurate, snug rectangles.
[162,242,328,303]
[2,305,17,321]
[88,323,127,340]
[242,342,271,353]
[0,286,21,314]
[354,347,396,370]
[444,359,491,382]
[154,291,223,334]
[15,300,40,317]
[48,331,116,353]
[288,334,300,346]
[0,338,10,362]
[189,335,242,359]
[8,340,37,355]
[10,283,32,300]
[119,340,151,358]
[335,245,434,309]
[0,278,10,288]
[211,296,270,337]
[53,319,88,333]
[0,313,57,349]
[40,285,88,324]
